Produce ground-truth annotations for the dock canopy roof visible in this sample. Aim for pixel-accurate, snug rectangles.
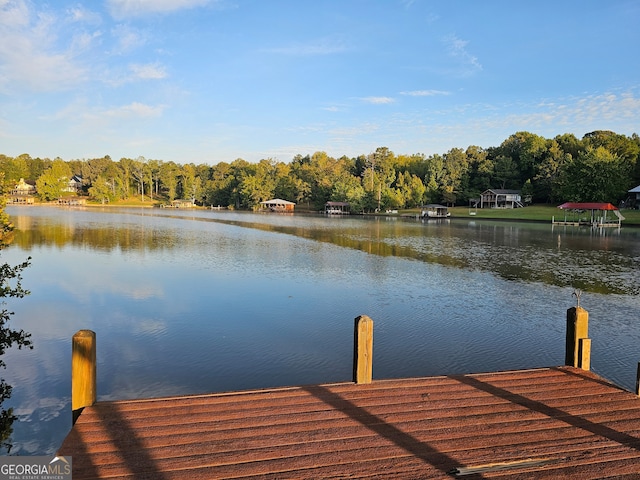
[558,202,618,211]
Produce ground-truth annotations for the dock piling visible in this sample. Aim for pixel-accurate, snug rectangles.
[565,306,590,370]
[353,315,373,384]
[72,329,96,423]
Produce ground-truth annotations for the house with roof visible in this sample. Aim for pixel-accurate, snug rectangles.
[629,185,640,209]
[480,189,523,209]
[63,175,84,194]
[9,178,36,204]
[260,199,295,212]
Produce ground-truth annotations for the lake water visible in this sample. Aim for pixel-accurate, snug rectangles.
[2,206,640,455]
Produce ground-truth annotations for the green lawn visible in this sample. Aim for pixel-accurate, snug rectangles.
[447,204,640,226]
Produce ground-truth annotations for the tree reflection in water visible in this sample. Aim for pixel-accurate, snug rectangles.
[0,180,32,453]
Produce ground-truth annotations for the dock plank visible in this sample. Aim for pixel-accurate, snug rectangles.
[59,366,640,479]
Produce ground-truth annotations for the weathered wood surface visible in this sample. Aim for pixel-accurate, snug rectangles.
[72,330,96,414]
[59,366,640,479]
[353,315,373,384]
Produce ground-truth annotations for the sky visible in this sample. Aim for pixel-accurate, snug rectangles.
[1,0,639,165]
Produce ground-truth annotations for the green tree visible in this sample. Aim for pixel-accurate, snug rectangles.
[331,174,366,212]
[424,153,445,203]
[559,146,630,202]
[492,155,520,189]
[35,159,71,201]
[88,176,116,204]
[0,155,29,184]
[466,145,492,198]
[159,161,180,201]
[534,140,570,202]
[396,171,425,207]
[131,157,148,202]
[180,164,202,204]
[496,132,548,187]
[80,156,112,189]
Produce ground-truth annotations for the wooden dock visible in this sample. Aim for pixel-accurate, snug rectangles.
[59,367,640,479]
[58,310,640,478]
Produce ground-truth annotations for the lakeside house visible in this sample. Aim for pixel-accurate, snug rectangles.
[629,185,640,209]
[260,199,295,212]
[63,175,84,194]
[9,178,36,204]
[480,189,523,208]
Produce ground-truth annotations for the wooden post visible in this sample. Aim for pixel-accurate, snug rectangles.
[565,306,589,369]
[635,362,640,397]
[353,315,373,384]
[578,338,591,371]
[72,330,96,423]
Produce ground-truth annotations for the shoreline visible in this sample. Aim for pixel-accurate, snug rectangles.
[7,201,640,227]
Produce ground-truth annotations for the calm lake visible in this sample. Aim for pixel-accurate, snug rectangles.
[2,206,640,455]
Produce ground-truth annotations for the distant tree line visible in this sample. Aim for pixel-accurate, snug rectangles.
[1,130,639,212]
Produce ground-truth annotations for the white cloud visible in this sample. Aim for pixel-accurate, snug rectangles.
[0,0,91,93]
[442,34,482,75]
[66,5,102,24]
[110,24,148,54]
[361,96,395,104]
[107,0,213,18]
[400,89,450,97]
[105,102,165,118]
[130,62,167,79]
[0,0,29,27]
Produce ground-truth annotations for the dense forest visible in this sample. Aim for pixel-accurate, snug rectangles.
[2,130,639,212]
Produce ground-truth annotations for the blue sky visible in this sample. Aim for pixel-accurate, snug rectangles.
[1,0,639,165]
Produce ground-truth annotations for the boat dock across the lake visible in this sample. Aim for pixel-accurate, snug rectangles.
[58,308,640,479]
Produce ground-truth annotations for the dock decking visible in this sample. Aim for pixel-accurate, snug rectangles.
[59,366,640,479]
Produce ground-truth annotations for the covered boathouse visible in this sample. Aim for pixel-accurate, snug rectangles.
[260,199,295,212]
[325,201,350,214]
[554,202,625,227]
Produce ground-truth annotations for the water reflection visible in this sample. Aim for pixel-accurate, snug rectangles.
[2,206,640,456]
[10,208,640,295]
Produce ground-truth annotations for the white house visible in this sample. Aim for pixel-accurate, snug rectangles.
[629,185,640,208]
[480,189,523,209]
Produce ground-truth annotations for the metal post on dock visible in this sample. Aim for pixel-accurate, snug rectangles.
[72,330,96,423]
[353,315,373,384]
[565,306,590,370]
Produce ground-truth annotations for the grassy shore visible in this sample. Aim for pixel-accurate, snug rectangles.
[448,204,640,226]
[397,204,640,226]
[44,197,640,226]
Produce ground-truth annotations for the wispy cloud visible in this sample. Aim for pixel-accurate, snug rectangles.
[0,0,89,93]
[66,5,102,25]
[107,0,213,19]
[105,102,165,118]
[361,96,395,105]
[442,34,482,75]
[130,63,168,80]
[400,89,450,97]
[110,24,148,54]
